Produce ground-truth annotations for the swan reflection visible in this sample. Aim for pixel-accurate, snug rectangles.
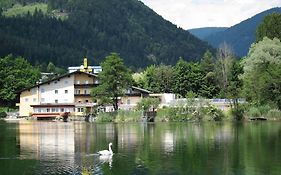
[99,154,113,168]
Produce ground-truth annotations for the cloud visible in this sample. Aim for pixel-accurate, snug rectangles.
[141,0,281,29]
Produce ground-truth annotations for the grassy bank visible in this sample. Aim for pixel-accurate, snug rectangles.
[94,104,281,123]
[95,105,226,123]
[156,105,226,122]
[244,105,281,120]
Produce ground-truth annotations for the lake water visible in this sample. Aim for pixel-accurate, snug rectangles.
[0,120,280,175]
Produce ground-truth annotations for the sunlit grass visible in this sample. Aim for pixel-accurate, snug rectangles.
[3,3,48,17]
[2,3,68,20]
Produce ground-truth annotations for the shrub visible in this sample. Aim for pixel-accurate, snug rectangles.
[95,112,116,122]
[0,112,7,118]
[267,109,281,119]
[95,110,142,122]
[204,105,225,121]
[156,107,192,122]
[115,110,141,122]
[136,98,160,111]
[246,107,261,118]
[258,105,271,116]
[157,105,224,122]
[231,105,245,121]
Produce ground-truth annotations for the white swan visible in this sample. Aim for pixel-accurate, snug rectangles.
[99,154,113,168]
[98,143,113,155]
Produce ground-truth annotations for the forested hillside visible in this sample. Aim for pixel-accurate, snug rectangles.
[204,7,281,57]
[188,27,227,40]
[0,0,212,69]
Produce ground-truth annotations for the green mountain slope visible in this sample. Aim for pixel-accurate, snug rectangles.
[204,7,281,57]
[0,0,212,69]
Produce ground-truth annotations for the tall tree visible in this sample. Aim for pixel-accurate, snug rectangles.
[0,55,40,105]
[201,50,215,73]
[241,37,281,108]
[91,53,132,111]
[143,64,175,93]
[173,58,203,97]
[215,42,235,96]
[227,59,244,120]
[256,13,281,42]
[199,50,220,98]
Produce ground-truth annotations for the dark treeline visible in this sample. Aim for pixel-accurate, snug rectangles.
[0,0,212,69]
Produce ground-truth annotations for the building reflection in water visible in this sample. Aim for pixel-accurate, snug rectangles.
[163,132,174,154]
[19,121,75,158]
[18,121,76,173]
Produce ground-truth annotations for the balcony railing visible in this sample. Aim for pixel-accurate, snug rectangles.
[74,93,91,96]
[74,83,98,87]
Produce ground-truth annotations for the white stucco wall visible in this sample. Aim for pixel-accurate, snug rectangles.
[38,75,75,104]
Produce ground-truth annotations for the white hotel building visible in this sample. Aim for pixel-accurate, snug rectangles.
[19,71,99,118]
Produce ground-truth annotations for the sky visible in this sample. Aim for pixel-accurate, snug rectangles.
[140,0,281,29]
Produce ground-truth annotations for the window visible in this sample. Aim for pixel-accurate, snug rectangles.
[127,88,132,94]
[75,89,80,94]
[127,99,131,105]
[41,88,45,93]
[76,80,80,84]
[55,90,58,94]
[85,80,89,84]
[77,108,84,112]
[84,90,87,94]
[54,81,57,84]
[65,90,68,94]
[64,99,68,102]
[25,98,29,102]
[94,80,99,84]
[64,80,68,84]
[41,98,45,102]
[61,108,64,112]
[47,108,50,112]
[52,108,56,112]
[55,99,58,103]
[33,98,37,102]
[85,100,89,103]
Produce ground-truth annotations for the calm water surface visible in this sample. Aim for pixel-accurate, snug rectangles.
[0,120,280,175]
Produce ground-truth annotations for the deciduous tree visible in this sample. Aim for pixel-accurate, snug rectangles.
[91,53,133,111]
[173,59,203,97]
[215,42,235,96]
[143,65,175,93]
[0,55,40,105]
[241,37,281,108]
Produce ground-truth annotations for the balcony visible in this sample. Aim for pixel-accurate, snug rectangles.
[74,93,91,97]
[74,83,98,88]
